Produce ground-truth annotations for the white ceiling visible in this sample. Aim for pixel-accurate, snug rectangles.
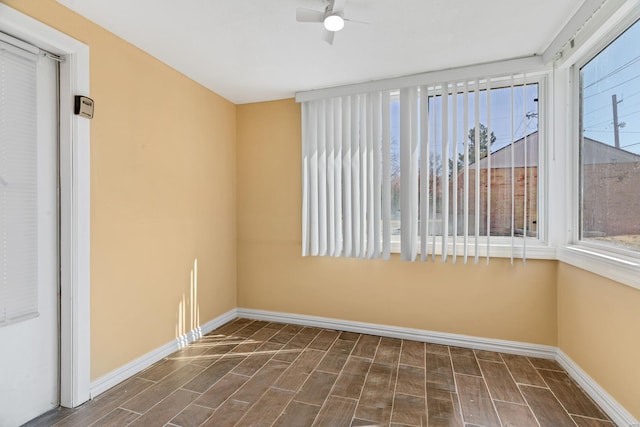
[56,0,584,104]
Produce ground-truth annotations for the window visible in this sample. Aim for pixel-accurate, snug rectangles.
[579,18,640,253]
[300,68,545,262]
[389,82,540,241]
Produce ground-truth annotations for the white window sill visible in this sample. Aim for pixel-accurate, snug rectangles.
[389,239,557,261]
[557,245,640,290]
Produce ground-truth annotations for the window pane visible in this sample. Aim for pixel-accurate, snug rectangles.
[389,82,539,242]
[580,18,640,251]
[463,84,539,238]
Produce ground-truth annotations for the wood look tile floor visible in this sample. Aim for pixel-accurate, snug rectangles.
[26,318,615,427]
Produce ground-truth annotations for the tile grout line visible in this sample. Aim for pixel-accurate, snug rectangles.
[312,332,367,426]
[266,328,331,426]
[500,360,544,427]
[424,341,429,427]
[77,380,157,427]
[569,413,616,423]
[185,321,290,426]
[496,353,543,427]
[517,383,560,427]
[222,323,319,426]
[532,363,581,427]
[306,331,352,427]
[388,338,406,426]
[228,323,304,426]
[448,345,468,427]
[87,407,142,427]
[473,350,506,427]
[349,333,382,425]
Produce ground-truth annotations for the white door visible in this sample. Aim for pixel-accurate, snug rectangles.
[0,37,60,427]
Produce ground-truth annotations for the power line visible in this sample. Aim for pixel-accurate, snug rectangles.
[618,108,640,120]
[583,89,640,116]
[584,74,640,100]
[584,129,640,134]
[584,107,640,129]
[583,55,640,90]
[586,117,613,129]
[583,102,613,117]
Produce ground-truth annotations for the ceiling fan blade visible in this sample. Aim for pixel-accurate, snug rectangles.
[332,0,346,13]
[296,8,324,23]
[322,29,335,45]
[344,18,369,25]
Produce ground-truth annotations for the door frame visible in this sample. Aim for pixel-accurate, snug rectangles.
[0,4,91,408]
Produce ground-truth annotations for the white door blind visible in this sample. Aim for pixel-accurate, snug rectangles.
[0,41,39,325]
[302,76,539,263]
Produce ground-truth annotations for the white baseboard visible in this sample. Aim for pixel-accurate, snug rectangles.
[236,308,557,359]
[556,349,639,427]
[89,308,237,398]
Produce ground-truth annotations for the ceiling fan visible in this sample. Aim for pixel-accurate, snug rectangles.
[296,0,363,45]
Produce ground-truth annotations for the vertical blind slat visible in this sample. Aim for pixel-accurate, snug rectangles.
[318,100,327,255]
[441,82,450,262]
[452,83,458,263]
[351,96,361,257]
[327,99,335,257]
[474,80,480,264]
[301,102,310,256]
[463,82,470,264]
[372,91,382,258]
[310,102,319,256]
[410,87,420,261]
[359,95,368,258]
[342,97,353,256]
[420,86,430,261]
[382,91,391,259]
[333,98,343,256]
[431,90,438,262]
[400,89,410,260]
[510,78,515,265]
[522,77,528,263]
[367,94,376,259]
[486,78,492,264]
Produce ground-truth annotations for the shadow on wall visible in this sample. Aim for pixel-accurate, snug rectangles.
[175,258,201,348]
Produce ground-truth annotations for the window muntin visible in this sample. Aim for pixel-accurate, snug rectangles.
[579,18,640,252]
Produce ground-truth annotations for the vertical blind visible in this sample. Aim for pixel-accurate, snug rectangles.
[302,94,392,259]
[0,41,39,325]
[302,76,537,263]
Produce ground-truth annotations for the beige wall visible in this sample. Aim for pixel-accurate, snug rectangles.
[237,99,558,346]
[2,0,238,380]
[557,262,640,419]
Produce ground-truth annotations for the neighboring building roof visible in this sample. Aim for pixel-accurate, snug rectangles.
[581,137,640,165]
[469,131,640,169]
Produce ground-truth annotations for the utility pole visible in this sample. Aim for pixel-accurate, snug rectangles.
[612,94,621,149]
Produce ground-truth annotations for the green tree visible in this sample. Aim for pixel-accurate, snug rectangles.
[457,123,496,170]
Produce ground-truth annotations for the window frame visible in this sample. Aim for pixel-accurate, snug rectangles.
[559,6,640,290]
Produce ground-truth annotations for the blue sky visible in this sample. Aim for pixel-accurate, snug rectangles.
[582,18,640,154]
[389,84,539,164]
